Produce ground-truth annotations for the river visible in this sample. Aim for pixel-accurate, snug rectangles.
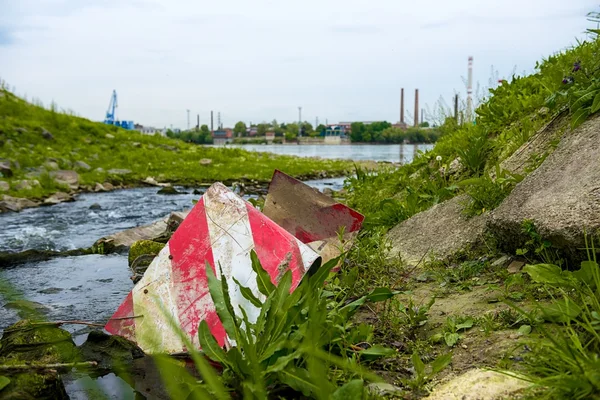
[210,143,434,163]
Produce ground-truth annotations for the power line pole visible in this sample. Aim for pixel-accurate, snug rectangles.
[298,107,302,137]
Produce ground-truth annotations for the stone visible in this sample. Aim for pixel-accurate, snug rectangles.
[199,158,212,165]
[0,181,9,191]
[44,160,59,170]
[322,188,334,197]
[94,183,107,192]
[79,330,144,371]
[448,157,463,174]
[128,240,165,267]
[143,176,170,187]
[507,260,525,274]
[491,255,511,268]
[103,182,114,191]
[41,128,54,140]
[43,192,73,205]
[489,114,600,259]
[89,203,102,210]
[132,142,141,148]
[4,300,50,316]
[105,133,115,139]
[193,189,203,195]
[94,167,105,173]
[0,195,38,212]
[367,382,404,397]
[38,287,63,294]
[14,127,28,133]
[387,195,488,265]
[161,144,178,152]
[13,180,40,191]
[74,160,91,171]
[157,186,181,195]
[49,170,79,188]
[93,210,189,254]
[107,168,132,175]
[426,368,529,400]
[0,160,13,177]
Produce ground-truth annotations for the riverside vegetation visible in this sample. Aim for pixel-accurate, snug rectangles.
[2,11,600,400]
[0,86,353,203]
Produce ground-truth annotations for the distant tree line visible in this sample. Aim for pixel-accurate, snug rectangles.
[166,125,213,144]
[234,120,326,140]
[350,122,440,144]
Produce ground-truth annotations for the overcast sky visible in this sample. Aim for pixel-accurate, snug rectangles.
[1,1,598,129]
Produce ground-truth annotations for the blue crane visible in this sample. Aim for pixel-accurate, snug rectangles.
[103,90,134,129]
[104,90,118,125]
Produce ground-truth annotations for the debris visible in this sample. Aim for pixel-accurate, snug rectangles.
[106,182,322,354]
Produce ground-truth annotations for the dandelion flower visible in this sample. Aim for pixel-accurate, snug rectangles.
[436,156,442,161]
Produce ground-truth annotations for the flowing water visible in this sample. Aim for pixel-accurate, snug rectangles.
[0,175,357,398]
[210,143,434,163]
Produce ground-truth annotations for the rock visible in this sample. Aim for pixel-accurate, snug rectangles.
[193,189,203,195]
[90,153,99,160]
[13,179,40,191]
[38,287,63,294]
[43,192,73,205]
[49,170,79,188]
[79,330,144,372]
[128,240,165,267]
[491,255,511,268]
[14,127,28,133]
[0,160,13,177]
[489,114,600,259]
[322,188,334,197]
[507,260,525,274]
[44,160,59,170]
[448,157,463,174]
[93,183,106,192]
[143,176,170,187]
[387,195,488,266]
[94,167,105,173]
[426,368,529,400]
[161,144,178,152]
[107,168,132,175]
[0,320,75,400]
[0,195,39,212]
[105,133,115,139]
[41,128,54,140]
[132,142,141,148]
[103,182,114,191]
[0,181,9,191]
[367,382,404,397]
[93,210,189,254]
[199,158,212,165]
[89,203,102,210]
[157,186,181,195]
[74,160,91,171]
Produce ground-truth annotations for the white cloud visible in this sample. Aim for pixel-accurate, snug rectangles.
[0,0,597,128]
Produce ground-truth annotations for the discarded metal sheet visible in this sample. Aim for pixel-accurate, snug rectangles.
[263,170,365,266]
[105,182,321,354]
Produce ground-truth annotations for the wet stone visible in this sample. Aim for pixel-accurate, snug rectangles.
[37,287,64,294]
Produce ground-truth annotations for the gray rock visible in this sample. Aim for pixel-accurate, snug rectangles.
[14,127,28,133]
[74,160,91,171]
[43,192,74,205]
[105,133,115,139]
[90,153,99,160]
[491,255,511,268]
[143,176,170,187]
[132,142,141,148]
[94,183,107,192]
[50,170,79,188]
[0,181,9,191]
[95,167,105,173]
[89,203,102,210]
[157,186,181,195]
[489,114,600,258]
[426,368,529,400]
[38,287,63,294]
[0,160,13,177]
[103,182,115,191]
[0,195,39,212]
[13,179,40,191]
[322,188,334,197]
[41,128,54,140]
[387,195,488,265]
[44,160,60,170]
[108,168,132,175]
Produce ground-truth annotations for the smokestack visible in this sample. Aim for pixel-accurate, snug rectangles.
[467,56,473,121]
[454,94,459,121]
[211,111,214,133]
[414,89,419,127]
[197,114,199,129]
[400,88,405,124]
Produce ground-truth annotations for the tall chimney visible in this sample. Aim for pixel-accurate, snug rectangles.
[400,88,405,124]
[210,111,214,133]
[197,114,200,129]
[414,89,419,127]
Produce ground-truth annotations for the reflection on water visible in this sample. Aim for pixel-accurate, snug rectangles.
[210,143,434,163]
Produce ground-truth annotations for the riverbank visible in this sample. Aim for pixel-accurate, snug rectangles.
[0,89,356,210]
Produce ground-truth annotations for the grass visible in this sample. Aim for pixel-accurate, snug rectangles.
[0,88,354,200]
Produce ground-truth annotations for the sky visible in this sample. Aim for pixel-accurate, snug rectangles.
[0,0,598,129]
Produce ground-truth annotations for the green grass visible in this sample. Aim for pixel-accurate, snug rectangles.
[0,89,354,200]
